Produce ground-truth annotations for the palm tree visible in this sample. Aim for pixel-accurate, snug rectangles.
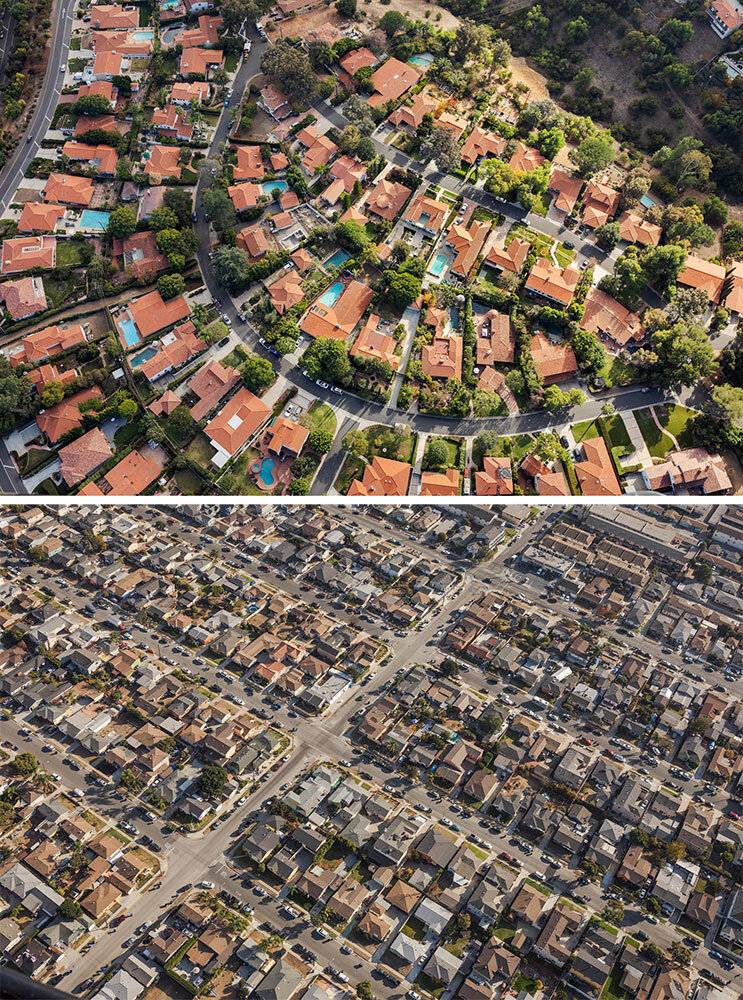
[34,772,56,794]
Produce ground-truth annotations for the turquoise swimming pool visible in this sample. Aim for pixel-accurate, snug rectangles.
[120,317,140,348]
[79,209,110,231]
[258,457,275,486]
[132,29,154,40]
[640,194,657,209]
[409,52,434,68]
[131,346,157,367]
[318,281,344,307]
[325,248,350,270]
[262,180,287,196]
[430,253,448,276]
[160,0,179,8]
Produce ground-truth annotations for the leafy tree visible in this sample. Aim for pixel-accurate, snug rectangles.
[148,206,180,232]
[472,430,502,466]
[261,41,317,103]
[212,245,250,293]
[343,94,375,135]
[163,187,194,227]
[355,137,376,162]
[669,942,690,966]
[705,383,743,425]
[343,429,368,456]
[107,206,137,238]
[623,169,652,206]
[594,221,621,251]
[422,127,461,173]
[308,429,333,453]
[658,18,694,51]
[0,357,30,435]
[703,194,728,227]
[665,286,710,325]
[641,941,664,961]
[289,477,310,494]
[534,127,565,159]
[643,244,687,296]
[598,248,646,306]
[303,338,352,385]
[158,273,186,300]
[635,322,716,389]
[424,438,451,470]
[202,187,236,231]
[200,764,228,797]
[378,10,409,37]
[335,219,370,253]
[387,271,421,308]
[12,752,38,777]
[335,0,356,15]
[241,354,275,393]
[565,16,590,44]
[571,134,614,177]
[479,710,502,735]
[543,385,585,410]
[572,328,606,374]
[118,399,138,419]
[41,382,65,408]
[653,137,711,189]
[453,20,490,65]
[59,898,82,920]
[661,204,714,247]
[356,983,372,1000]
[602,900,624,925]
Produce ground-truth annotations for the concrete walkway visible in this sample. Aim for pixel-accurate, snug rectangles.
[410,432,428,495]
[621,408,653,467]
[388,306,420,409]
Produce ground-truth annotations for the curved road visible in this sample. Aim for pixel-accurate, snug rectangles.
[0,0,75,212]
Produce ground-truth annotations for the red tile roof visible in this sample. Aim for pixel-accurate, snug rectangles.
[530,330,578,382]
[575,437,621,496]
[268,417,309,457]
[204,386,271,460]
[1,236,56,275]
[301,279,374,340]
[422,334,463,380]
[35,387,103,443]
[103,446,165,495]
[233,146,265,181]
[0,276,47,320]
[187,359,241,421]
[475,455,514,496]
[347,456,411,496]
[128,288,191,339]
[59,426,113,486]
[18,203,65,233]
[61,141,118,175]
[44,173,94,206]
[368,58,419,106]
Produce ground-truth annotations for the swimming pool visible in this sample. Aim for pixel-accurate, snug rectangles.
[131,346,157,367]
[640,194,657,209]
[120,317,140,348]
[258,457,275,487]
[325,248,350,270]
[262,180,287,196]
[409,52,434,68]
[430,253,448,276]
[131,29,154,40]
[318,281,344,307]
[79,209,110,231]
[160,0,179,8]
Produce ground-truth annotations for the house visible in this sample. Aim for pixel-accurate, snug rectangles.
[530,330,578,383]
[296,126,338,175]
[1,235,56,275]
[101,446,164,495]
[446,219,489,279]
[364,178,412,222]
[260,84,292,120]
[268,270,305,314]
[549,168,583,215]
[237,224,269,260]
[475,456,514,496]
[461,127,507,166]
[678,254,727,303]
[144,145,182,180]
[581,180,621,228]
[685,891,718,928]
[485,237,529,275]
[125,288,191,340]
[204,388,271,467]
[581,287,645,349]
[36,387,103,444]
[0,275,48,320]
[8,322,86,366]
[112,231,169,280]
[43,173,94,207]
[420,469,460,496]
[642,448,731,495]
[368,57,419,106]
[347,456,411,497]
[61,141,118,175]
[187,359,241,421]
[404,193,448,235]
[533,901,581,967]
[525,259,580,307]
[90,4,139,29]
[422,334,463,380]
[509,142,545,173]
[152,104,194,142]
[619,210,662,247]
[300,279,374,341]
[350,314,400,369]
[423,947,461,986]
[229,181,262,212]
[137,320,204,381]
[59,427,113,487]
[575,438,622,496]
[708,0,743,38]
[476,310,514,365]
[267,418,309,459]
[339,47,378,76]
[179,46,224,77]
[172,80,210,105]
[18,202,65,233]
[388,91,438,133]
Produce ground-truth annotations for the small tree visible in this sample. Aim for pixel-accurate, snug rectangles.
[59,898,82,920]
[356,982,372,1000]
[308,429,333,453]
[335,0,356,16]
[12,752,38,777]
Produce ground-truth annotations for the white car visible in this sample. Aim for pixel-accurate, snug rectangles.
[337,974,349,984]
[315,380,329,389]
[60,63,66,72]
[199,881,215,889]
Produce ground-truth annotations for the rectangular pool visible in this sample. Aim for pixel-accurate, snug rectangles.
[325,248,350,270]
[640,194,657,209]
[79,209,110,231]
[318,281,344,307]
[120,317,140,348]
[430,253,448,276]
[131,346,157,367]
[131,30,154,40]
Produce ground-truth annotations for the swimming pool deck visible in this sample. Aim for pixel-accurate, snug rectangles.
[252,430,294,493]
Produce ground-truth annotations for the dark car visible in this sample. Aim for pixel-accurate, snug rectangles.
[564,239,576,249]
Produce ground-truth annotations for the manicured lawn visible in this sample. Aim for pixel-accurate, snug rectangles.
[512,974,539,995]
[423,436,461,470]
[218,446,266,495]
[510,223,574,267]
[601,353,639,388]
[401,916,426,941]
[301,400,337,437]
[18,447,54,476]
[572,419,599,443]
[172,469,205,494]
[55,241,83,268]
[656,403,696,449]
[364,423,417,463]
[602,414,631,450]
[600,961,627,1000]
[225,54,239,73]
[493,925,515,943]
[634,407,675,459]
[487,433,534,465]
[185,433,217,469]
[114,420,142,450]
[221,346,248,369]
[335,453,365,495]
[415,972,444,998]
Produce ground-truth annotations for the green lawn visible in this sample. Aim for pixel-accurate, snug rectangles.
[364,424,417,463]
[600,353,639,388]
[301,400,337,437]
[172,469,205,495]
[55,241,83,268]
[655,403,696,449]
[572,419,600,443]
[509,223,574,267]
[600,961,627,1000]
[482,433,534,466]
[335,453,365,495]
[217,446,269,495]
[512,974,539,996]
[114,420,142,450]
[415,972,445,998]
[402,916,426,941]
[573,414,631,452]
[423,436,461,471]
[633,407,675,459]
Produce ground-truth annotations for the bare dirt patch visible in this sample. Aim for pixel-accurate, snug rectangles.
[508,57,551,103]
[267,0,459,38]
[363,0,460,30]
